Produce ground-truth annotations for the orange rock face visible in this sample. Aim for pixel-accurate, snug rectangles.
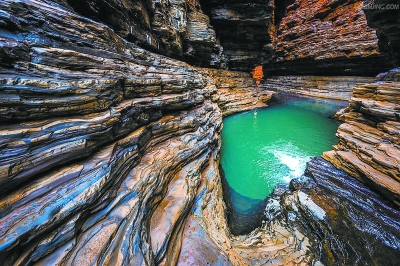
[251,66,264,85]
[266,0,394,75]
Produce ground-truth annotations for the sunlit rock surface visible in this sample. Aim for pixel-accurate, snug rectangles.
[265,0,394,75]
[207,69,274,116]
[263,76,374,100]
[324,69,400,205]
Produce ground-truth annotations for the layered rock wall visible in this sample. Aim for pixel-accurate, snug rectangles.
[1,0,400,265]
[207,69,274,116]
[263,76,374,100]
[54,0,224,67]
[32,0,397,74]
[323,69,400,205]
[265,0,394,75]
[0,0,278,264]
[200,0,276,71]
[0,1,224,264]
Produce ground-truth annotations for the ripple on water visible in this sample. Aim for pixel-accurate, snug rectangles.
[221,98,345,234]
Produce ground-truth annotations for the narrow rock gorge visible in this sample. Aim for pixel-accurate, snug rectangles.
[0,0,399,265]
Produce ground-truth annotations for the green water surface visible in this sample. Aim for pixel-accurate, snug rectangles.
[221,99,342,200]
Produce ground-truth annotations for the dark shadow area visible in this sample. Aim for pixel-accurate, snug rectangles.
[220,165,267,235]
[264,56,395,77]
[274,0,296,27]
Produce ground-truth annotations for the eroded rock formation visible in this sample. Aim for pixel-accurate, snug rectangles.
[200,0,276,71]
[363,0,400,66]
[263,76,374,100]
[0,0,224,264]
[48,0,224,67]
[265,0,394,75]
[323,69,400,205]
[1,0,400,265]
[207,69,274,116]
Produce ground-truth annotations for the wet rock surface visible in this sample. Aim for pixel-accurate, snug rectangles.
[324,69,400,205]
[272,157,400,265]
[220,166,267,235]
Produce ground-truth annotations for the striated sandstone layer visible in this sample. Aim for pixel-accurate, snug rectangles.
[266,0,394,75]
[49,0,224,67]
[263,76,374,100]
[207,69,274,116]
[0,0,224,264]
[323,69,400,205]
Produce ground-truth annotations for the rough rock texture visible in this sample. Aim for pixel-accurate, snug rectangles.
[200,0,276,71]
[176,157,400,265]
[363,0,400,66]
[207,69,274,116]
[177,157,314,265]
[265,0,394,76]
[323,69,400,205]
[263,76,374,100]
[275,157,400,265]
[1,0,400,265]
[0,1,297,265]
[53,0,224,67]
[0,1,224,264]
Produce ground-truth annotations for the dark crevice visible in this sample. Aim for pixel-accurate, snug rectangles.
[274,0,295,27]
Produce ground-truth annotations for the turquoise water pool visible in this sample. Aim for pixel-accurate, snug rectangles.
[221,99,343,200]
